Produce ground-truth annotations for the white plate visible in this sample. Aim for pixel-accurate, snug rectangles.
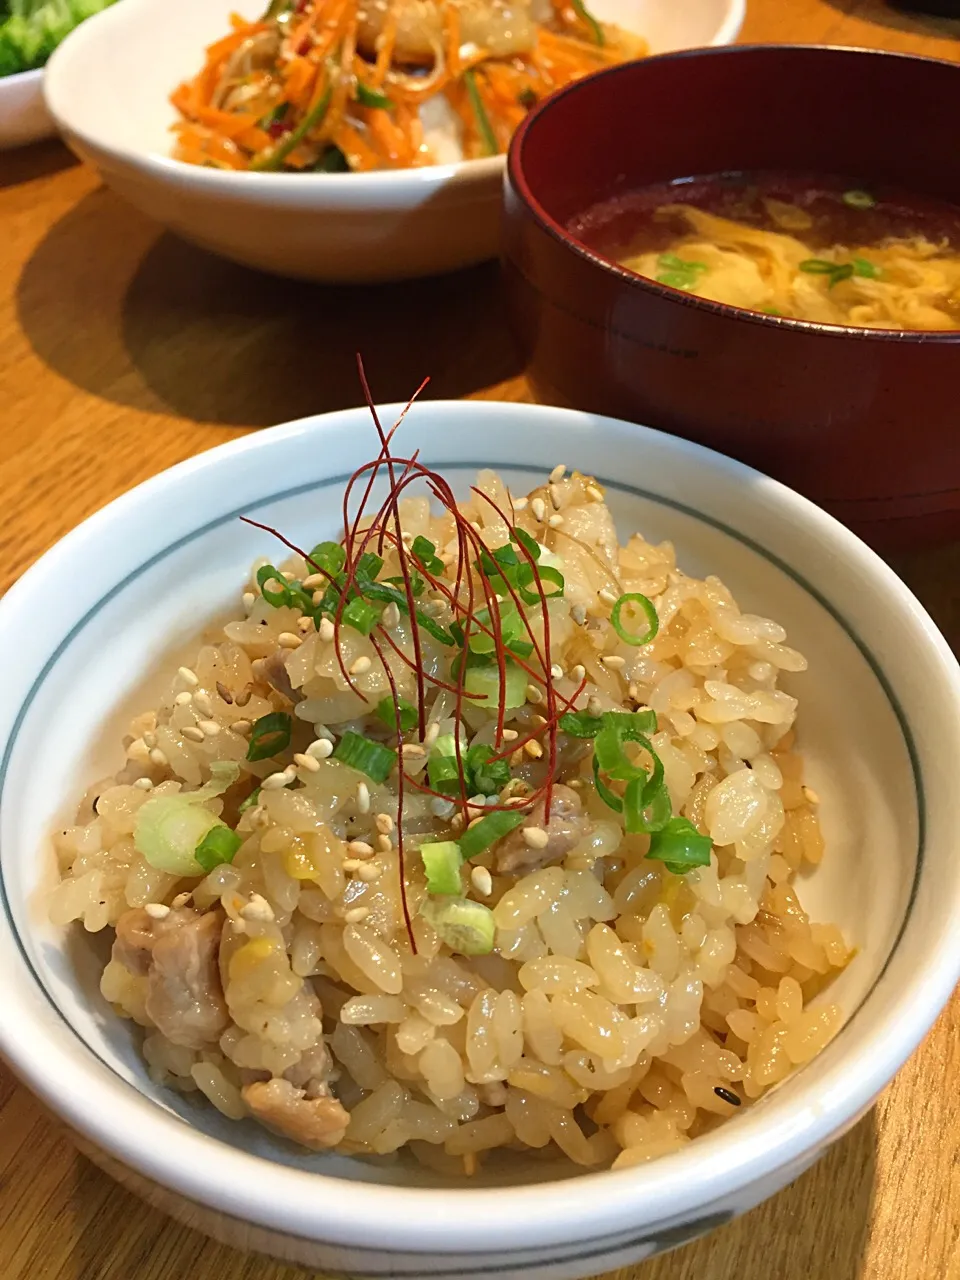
[1,399,960,1279]
[0,68,53,149]
[44,0,745,281]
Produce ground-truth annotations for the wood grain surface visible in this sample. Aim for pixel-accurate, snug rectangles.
[3,2,960,1277]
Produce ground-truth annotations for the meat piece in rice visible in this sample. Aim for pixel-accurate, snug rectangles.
[242,1079,350,1150]
[495,784,592,875]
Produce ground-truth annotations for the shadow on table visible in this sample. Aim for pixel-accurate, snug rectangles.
[822,0,960,36]
[28,1101,877,1280]
[0,139,77,191]
[16,187,522,427]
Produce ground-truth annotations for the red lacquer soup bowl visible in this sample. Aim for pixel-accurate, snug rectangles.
[502,44,960,552]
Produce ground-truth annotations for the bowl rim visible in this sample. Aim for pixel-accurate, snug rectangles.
[43,0,744,199]
[2,398,960,1255]
[0,67,44,88]
[507,42,960,344]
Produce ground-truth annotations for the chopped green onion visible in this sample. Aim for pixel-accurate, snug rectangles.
[257,564,291,608]
[252,83,333,171]
[466,743,511,796]
[238,787,261,814]
[376,697,418,733]
[307,541,346,577]
[623,771,671,834]
[341,596,380,635]
[828,263,854,288]
[459,809,526,859]
[510,527,541,561]
[853,257,881,279]
[333,731,396,784]
[469,600,523,654]
[259,101,290,129]
[195,825,243,873]
[592,754,624,813]
[420,897,496,955]
[761,306,782,316]
[611,593,659,646]
[463,660,527,709]
[246,712,292,762]
[133,765,239,877]
[799,259,838,275]
[656,253,708,291]
[428,750,462,796]
[646,816,712,875]
[463,68,498,157]
[842,189,875,209]
[571,0,605,45]
[420,841,463,895]
[410,536,444,576]
[313,145,350,172]
[356,552,384,581]
[355,82,393,110]
[559,709,658,739]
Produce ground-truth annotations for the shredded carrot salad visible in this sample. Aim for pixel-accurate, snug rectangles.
[170,0,646,172]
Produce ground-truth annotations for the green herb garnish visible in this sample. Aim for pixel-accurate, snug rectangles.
[333,731,397,784]
[853,257,881,279]
[195,825,243,874]
[459,808,526,860]
[355,82,393,110]
[313,145,351,172]
[655,253,708,291]
[252,83,332,172]
[571,0,604,45]
[246,712,293,762]
[611,592,659,646]
[646,816,712,875]
[799,258,857,288]
[464,68,498,157]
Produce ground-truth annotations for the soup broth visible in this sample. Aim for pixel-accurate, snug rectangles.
[568,171,960,330]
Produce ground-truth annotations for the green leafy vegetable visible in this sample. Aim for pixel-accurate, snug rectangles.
[646,816,712,875]
[0,0,119,77]
[313,144,351,172]
[246,712,293,762]
[195,825,243,874]
[333,730,397,783]
[459,809,526,859]
[610,592,659,646]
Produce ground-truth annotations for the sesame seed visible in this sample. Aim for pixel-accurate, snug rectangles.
[231,719,252,736]
[587,695,603,716]
[133,776,154,791]
[142,731,157,749]
[282,571,297,582]
[571,664,586,682]
[423,721,440,749]
[401,530,414,543]
[144,902,170,920]
[148,747,168,767]
[571,604,587,625]
[261,770,294,790]
[348,840,374,857]
[198,719,222,737]
[471,866,493,897]
[216,681,234,705]
[181,725,205,743]
[601,655,626,670]
[241,893,275,923]
[526,684,544,704]
[178,667,199,688]
[382,603,401,628]
[234,687,253,708]
[532,714,548,727]
[193,691,213,717]
[376,833,393,853]
[242,591,256,609]
[547,514,564,528]
[548,483,563,511]
[349,656,372,676]
[522,826,550,849]
[294,752,321,773]
[344,907,370,924]
[549,463,567,484]
[375,812,394,834]
[303,574,327,589]
[318,618,335,642]
[247,805,268,828]
[430,797,456,818]
[585,484,604,503]
[278,632,302,650]
[803,786,821,805]
[297,615,314,635]
[524,741,544,759]
[307,738,333,760]
[171,892,192,909]
[174,691,193,707]
[501,729,519,742]
[512,496,528,511]
[469,521,483,534]
[550,664,564,680]
[357,782,371,814]
[599,588,619,606]
[531,497,546,522]
[401,743,425,757]
[358,863,382,883]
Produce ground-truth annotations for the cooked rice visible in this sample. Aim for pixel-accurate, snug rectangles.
[49,468,849,1172]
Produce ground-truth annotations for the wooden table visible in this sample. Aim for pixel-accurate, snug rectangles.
[3,2,960,1276]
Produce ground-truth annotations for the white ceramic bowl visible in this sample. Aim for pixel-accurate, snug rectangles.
[1,400,959,1279]
[43,0,744,282]
[0,68,54,149]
